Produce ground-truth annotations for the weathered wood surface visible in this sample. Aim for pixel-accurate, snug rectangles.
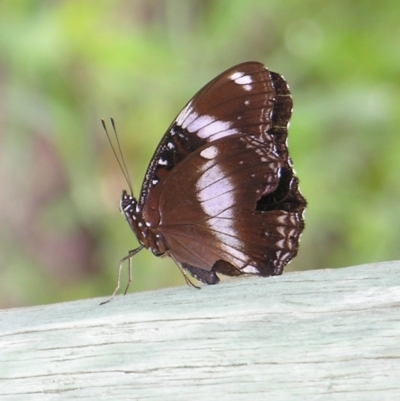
[0,261,399,401]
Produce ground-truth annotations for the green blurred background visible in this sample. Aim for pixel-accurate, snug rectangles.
[1,0,399,308]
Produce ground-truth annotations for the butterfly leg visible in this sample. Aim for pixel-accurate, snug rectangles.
[100,245,144,305]
[176,263,201,289]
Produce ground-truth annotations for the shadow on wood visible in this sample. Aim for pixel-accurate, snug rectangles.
[1,261,400,400]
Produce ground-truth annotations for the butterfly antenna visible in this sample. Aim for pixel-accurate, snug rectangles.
[101,118,134,195]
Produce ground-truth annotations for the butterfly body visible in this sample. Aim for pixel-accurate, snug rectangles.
[119,62,306,286]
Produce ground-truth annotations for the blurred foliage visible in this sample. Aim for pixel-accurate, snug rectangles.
[0,0,399,308]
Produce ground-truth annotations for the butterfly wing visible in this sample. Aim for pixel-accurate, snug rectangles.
[125,62,306,284]
[151,133,304,283]
[137,62,283,210]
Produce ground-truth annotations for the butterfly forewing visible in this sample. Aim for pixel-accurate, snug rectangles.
[138,62,278,208]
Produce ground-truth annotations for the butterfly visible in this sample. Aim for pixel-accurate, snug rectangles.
[102,61,306,303]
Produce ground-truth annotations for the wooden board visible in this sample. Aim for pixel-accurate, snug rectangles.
[1,261,400,400]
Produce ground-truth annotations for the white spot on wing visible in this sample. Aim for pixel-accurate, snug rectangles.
[158,158,168,166]
[196,160,246,262]
[181,109,198,129]
[276,239,286,248]
[242,265,260,274]
[230,72,253,91]
[277,226,286,236]
[187,114,214,132]
[176,101,193,126]
[230,72,241,80]
[197,120,238,140]
[178,109,239,140]
[230,72,252,85]
[200,146,218,160]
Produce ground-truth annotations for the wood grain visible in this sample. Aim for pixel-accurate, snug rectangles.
[1,261,400,401]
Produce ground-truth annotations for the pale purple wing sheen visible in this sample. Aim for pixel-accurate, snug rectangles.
[148,134,303,278]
